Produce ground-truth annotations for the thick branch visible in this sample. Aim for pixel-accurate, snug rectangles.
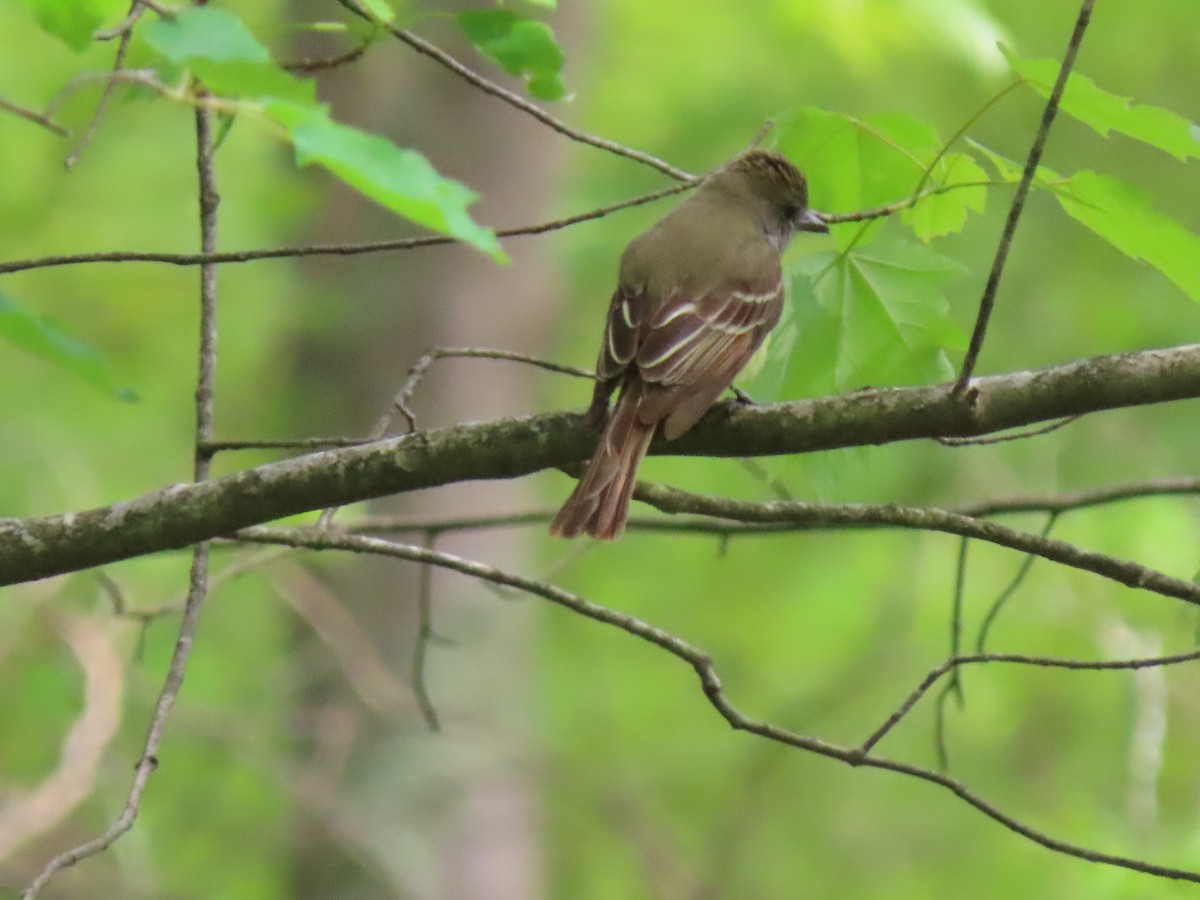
[2,344,1200,586]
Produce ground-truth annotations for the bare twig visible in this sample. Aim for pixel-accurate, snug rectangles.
[94,2,146,41]
[631,482,1200,609]
[231,525,1200,885]
[314,346,593,531]
[937,415,1080,446]
[961,477,1200,517]
[975,513,1059,652]
[906,81,1024,206]
[932,536,971,770]
[817,179,1010,225]
[389,347,593,434]
[21,83,223,900]
[933,680,956,771]
[66,19,136,169]
[0,181,691,275]
[93,0,172,41]
[0,96,69,137]
[333,477,1200,536]
[282,42,369,73]
[746,119,775,151]
[736,458,794,501]
[335,0,694,182]
[861,648,1200,756]
[955,0,1097,391]
[44,69,170,120]
[949,537,969,707]
[412,530,441,731]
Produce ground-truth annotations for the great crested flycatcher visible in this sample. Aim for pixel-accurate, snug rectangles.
[551,150,828,540]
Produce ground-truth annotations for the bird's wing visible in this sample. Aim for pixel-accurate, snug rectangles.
[632,274,783,438]
[636,276,783,387]
[595,283,645,384]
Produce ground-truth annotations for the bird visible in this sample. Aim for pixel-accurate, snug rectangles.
[550,149,828,539]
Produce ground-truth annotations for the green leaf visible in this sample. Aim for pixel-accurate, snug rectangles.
[739,302,799,403]
[772,108,986,248]
[458,9,567,101]
[783,242,966,395]
[144,6,270,64]
[194,60,316,105]
[1006,50,1200,163]
[967,140,1068,194]
[264,101,505,261]
[0,294,136,401]
[357,0,396,23]
[144,7,316,104]
[901,152,988,241]
[1055,170,1200,301]
[969,142,1200,301]
[17,0,125,51]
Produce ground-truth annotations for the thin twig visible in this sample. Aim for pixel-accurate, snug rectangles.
[19,80,223,900]
[282,42,368,73]
[746,119,775,151]
[66,20,136,169]
[335,0,695,183]
[932,536,971,770]
[975,513,1059,652]
[44,69,169,120]
[949,537,969,707]
[94,1,146,40]
[908,81,1025,205]
[94,0,171,40]
[0,181,691,275]
[336,477,1200,536]
[960,477,1200,517]
[631,482,1200,608]
[0,96,69,138]
[231,525,1200,886]
[954,0,1097,392]
[861,648,1200,756]
[736,459,794,502]
[933,681,956,772]
[411,530,441,731]
[818,179,1009,225]
[314,346,593,530]
[390,347,593,434]
[937,416,1080,446]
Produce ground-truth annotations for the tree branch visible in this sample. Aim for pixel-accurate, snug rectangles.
[629,482,1200,607]
[2,343,1199,586]
[335,0,695,183]
[21,78,225,900]
[955,0,1097,390]
[228,525,1200,886]
[861,648,1200,755]
[0,182,691,275]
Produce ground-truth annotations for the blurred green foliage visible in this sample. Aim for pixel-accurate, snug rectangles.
[1,0,1199,897]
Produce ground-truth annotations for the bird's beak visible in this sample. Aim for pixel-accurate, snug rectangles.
[797,208,830,234]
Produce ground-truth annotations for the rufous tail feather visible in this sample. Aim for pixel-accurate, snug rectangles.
[550,387,655,540]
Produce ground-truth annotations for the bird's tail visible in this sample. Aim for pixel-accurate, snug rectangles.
[550,385,655,540]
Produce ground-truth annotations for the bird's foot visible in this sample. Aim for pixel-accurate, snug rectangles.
[731,385,757,406]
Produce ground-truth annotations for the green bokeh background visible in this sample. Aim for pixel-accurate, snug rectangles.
[1,0,1199,897]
